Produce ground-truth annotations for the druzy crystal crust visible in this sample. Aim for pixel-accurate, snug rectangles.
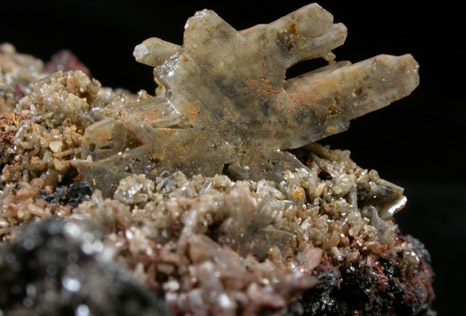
[0,3,434,316]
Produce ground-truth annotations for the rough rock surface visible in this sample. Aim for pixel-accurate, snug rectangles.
[0,220,171,316]
[0,3,434,316]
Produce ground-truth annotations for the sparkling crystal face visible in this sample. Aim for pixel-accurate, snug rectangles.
[78,3,418,196]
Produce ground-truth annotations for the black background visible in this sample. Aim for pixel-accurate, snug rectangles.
[2,0,465,314]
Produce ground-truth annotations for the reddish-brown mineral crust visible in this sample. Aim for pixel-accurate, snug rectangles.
[45,50,91,75]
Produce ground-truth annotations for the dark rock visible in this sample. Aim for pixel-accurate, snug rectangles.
[0,220,171,316]
[294,255,436,316]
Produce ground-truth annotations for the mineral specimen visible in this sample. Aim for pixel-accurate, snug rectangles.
[0,3,435,316]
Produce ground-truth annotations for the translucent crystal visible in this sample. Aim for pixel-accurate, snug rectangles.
[75,3,418,196]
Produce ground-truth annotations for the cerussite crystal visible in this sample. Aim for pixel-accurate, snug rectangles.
[75,3,418,196]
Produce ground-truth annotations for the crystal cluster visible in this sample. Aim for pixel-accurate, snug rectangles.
[0,3,434,316]
[78,3,419,196]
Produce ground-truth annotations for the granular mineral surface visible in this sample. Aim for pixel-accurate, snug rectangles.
[0,3,434,316]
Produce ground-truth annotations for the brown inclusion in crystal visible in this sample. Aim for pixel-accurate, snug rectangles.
[77,3,419,196]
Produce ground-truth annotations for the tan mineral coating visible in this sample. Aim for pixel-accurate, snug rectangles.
[72,3,418,196]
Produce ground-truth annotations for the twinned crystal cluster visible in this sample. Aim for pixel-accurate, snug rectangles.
[0,3,434,316]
